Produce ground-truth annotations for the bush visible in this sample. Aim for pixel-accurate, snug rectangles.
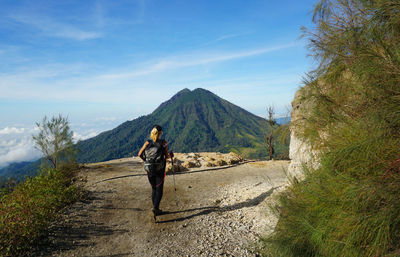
[260,0,400,256]
[0,165,79,256]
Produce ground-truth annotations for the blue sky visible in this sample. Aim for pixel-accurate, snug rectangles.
[0,0,318,166]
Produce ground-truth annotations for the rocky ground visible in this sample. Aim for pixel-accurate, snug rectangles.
[165,152,244,172]
[38,155,289,257]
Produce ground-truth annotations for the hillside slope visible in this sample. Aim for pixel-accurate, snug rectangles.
[0,160,41,182]
[262,1,400,256]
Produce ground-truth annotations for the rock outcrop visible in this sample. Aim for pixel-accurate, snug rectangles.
[165,152,244,172]
[287,88,319,181]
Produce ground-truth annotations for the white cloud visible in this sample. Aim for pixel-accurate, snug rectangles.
[0,139,18,148]
[72,131,99,142]
[70,118,125,142]
[97,43,298,80]
[0,42,301,107]
[8,14,101,41]
[0,126,40,167]
[0,127,25,135]
[94,117,118,122]
[0,137,41,168]
[0,123,107,167]
[201,32,252,47]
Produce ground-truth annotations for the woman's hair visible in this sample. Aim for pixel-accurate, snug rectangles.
[150,126,162,142]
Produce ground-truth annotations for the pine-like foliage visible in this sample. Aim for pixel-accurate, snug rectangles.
[32,115,75,170]
[261,1,400,256]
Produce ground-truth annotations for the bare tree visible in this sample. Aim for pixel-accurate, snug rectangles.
[32,114,75,169]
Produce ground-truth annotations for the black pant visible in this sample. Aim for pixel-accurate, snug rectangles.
[147,171,165,210]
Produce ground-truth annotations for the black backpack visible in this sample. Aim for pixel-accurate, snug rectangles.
[143,139,165,174]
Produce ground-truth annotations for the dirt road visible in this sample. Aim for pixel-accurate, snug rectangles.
[40,157,289,257]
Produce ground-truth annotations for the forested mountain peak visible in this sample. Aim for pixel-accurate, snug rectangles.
[153,88,191,112]
[76,88,285,163]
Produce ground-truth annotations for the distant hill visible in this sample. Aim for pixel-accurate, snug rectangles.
[0,160,40,182]
[77,88,287,163]
[276,116,291,125]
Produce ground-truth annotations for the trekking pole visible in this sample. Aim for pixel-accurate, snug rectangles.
[170,154,179,207]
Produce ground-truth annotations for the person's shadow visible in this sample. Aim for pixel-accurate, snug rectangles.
[156,187,277,223]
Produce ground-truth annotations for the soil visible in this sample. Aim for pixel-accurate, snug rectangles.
[39,157,289,257]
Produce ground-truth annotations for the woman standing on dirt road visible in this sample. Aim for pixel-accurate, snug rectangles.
[138,125,173,220]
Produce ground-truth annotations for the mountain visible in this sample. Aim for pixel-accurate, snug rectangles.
[0,160,40,182]
[0,88,289,181]
[276,116,291,125]
[77,88,286,163]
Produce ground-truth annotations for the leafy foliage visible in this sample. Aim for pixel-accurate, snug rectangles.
[0,165,79,256]
[77,88,289,162]
[261,1,400,256]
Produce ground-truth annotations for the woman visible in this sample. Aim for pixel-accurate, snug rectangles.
[138,125,172,219]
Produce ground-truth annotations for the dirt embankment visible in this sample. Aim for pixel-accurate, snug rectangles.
[39,155,289,257]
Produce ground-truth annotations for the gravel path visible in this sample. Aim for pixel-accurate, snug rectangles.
[39,157,289,257]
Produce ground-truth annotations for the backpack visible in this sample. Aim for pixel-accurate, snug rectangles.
[143,139,165,174]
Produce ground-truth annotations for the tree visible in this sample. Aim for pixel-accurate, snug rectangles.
[32,114,75,169]
[263,106,276,160]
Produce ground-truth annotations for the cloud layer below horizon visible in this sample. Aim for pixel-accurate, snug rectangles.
[0,119,122,167]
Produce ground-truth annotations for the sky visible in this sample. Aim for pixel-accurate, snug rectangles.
[0,0,318,167]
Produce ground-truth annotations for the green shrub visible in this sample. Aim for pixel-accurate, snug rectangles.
[0,166,79,256]
[260,0,400,256]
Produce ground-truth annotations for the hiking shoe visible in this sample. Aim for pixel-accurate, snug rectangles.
[151,209,157,222]
[154,208,163,216]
